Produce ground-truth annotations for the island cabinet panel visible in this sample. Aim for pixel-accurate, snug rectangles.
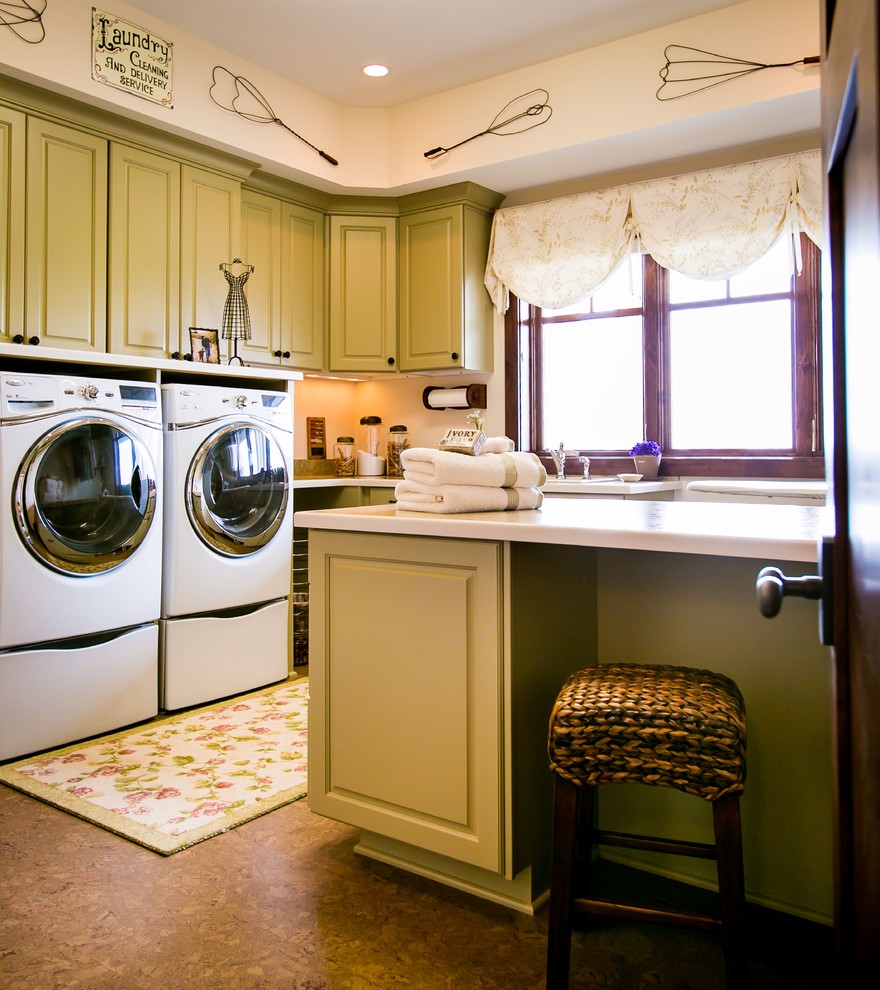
[25,118,108,351]
[308,531,505,871]
[108,144,181,359]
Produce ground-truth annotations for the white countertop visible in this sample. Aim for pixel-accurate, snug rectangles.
[0,342,303,382]
[292,476,681,495]
[686,479,827,500]
[294,476,398,488]
[294,498,829,562]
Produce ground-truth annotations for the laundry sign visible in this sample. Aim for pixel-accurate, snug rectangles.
[91,8,173,107]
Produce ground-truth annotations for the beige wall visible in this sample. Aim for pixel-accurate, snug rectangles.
[0,0,819,197]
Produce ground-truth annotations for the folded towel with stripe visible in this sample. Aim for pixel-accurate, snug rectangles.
[400,447,546,489]
[394,480,544,514]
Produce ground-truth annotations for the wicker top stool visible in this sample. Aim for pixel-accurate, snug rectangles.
[545,662,749,990]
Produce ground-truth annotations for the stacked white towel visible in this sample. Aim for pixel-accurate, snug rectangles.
[394,444,546,514]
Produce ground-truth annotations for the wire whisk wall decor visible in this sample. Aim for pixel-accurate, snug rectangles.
[209,65,339,166]
[656,45,820,101]
[0,0,46,43]
[424,88,552,160]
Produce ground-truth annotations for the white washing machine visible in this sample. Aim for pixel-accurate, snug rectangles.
[0,372,163,759]
[160,382,293,710]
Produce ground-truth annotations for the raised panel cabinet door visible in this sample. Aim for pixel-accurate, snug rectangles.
[25,118,108,351]
[0,105,25,344]
[179,165,241,359]
[236,189,282,366]
[398,205,461,371]
[398,203,495,373]
[308,531,505,872]
[281,201,325,370]
[108,144,180,358]
[328,215,397,373]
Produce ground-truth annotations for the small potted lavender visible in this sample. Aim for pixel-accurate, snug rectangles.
[629,439,662,478]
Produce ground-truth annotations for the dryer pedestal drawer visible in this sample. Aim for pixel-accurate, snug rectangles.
[0,623,159,761]
[160,597,290,710]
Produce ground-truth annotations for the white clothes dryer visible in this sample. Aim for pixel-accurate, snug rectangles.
[0,372,163,758]
[160,382,293,709]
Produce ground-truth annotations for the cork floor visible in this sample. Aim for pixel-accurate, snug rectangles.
[0,782,834,990]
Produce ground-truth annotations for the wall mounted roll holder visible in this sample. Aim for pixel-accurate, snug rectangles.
[422,384,487,410]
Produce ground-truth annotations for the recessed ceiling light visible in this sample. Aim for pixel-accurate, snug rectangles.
[362,64,389,78]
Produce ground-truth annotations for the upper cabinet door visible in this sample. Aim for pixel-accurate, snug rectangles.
[179,165,241,359]
[281,201,326,371]
[398,203,495,373]
[328,215,397,373]
[25,118,108,351]
[236,189,283,367]
[0,105,25,345]
[108,144,181,359]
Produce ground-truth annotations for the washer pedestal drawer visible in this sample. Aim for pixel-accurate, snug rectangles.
[160,598,290,711]
[0,623,159,761]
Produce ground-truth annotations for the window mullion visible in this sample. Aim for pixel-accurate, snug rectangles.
[643,256,664,447]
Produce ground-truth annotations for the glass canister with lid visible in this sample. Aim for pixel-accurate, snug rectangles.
[334,436,356,476]
[386,424,409,478]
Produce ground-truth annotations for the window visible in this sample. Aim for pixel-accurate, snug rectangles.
[505,234,823,477]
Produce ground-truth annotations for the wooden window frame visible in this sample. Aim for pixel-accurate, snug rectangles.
[505,236,825,479]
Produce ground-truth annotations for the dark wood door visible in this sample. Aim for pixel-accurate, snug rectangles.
[822,0,880,976]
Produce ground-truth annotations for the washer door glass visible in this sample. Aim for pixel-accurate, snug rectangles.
[15,417,159,575]
[187,423,289,557]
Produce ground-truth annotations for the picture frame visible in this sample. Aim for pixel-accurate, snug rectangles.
[189,328,220,364]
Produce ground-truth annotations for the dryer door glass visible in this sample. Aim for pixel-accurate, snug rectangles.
[187,424,289,557]
[14,418,159,575]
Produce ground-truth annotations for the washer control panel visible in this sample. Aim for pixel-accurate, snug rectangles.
[0,373,161,423]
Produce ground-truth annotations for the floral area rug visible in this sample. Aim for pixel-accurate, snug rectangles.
[0,677,308,855]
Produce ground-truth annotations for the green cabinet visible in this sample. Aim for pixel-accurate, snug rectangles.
[237,189,282,366]
[326,186,501,375]
[281,200,326,370]
[308,531,505,871]
[0,104,25,344]
[398,197,497,372]
[2,80,502,371]
[108,144,181,359]
[328,215,397,373]
[25,118,108,351]
[234,190,326,370]
[179,164,241,359]
[305,530,596,908]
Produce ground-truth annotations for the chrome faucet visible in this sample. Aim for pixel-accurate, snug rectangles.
[550,442,578,479]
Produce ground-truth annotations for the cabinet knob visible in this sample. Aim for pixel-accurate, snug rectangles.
[451,352,459,361]
[274,350,291,359]
[184,352,193,361]
[28,336,40,346]
[11,334,24,344]
[171,351,181,360]
[387,356,395,366]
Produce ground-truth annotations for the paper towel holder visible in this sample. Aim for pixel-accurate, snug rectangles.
[422,384,487,410]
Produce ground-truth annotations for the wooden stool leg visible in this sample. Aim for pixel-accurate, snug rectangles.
[713,793,749,990]
[546,776,579,990]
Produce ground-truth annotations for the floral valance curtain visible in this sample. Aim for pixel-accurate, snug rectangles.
[484,150,822,313]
